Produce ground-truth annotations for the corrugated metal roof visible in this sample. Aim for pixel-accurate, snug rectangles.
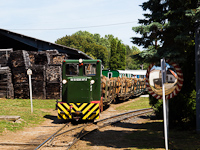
[0,28,92,59]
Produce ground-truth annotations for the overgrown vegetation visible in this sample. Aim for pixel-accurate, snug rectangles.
[0,99,55,134]
[132,0,198,129]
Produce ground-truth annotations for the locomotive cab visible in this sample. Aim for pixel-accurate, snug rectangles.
[57,59,102,121]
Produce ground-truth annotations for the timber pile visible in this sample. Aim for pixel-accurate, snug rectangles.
[30,65,46,99]
[115,77,135,99]
[9,50,68,99]
[0,67,13,98]
[101,76,116,105]
[46,53,67,99]
[101,76,146,104]
[10,50,29,98]
[48,53,67,65]
[0,49,67,99]
[28,51,48,65]
[46,65,62,99]
[0,49,13,67]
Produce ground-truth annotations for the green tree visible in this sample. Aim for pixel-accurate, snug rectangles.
[132,0,198,129]
[126,46,149,70]
[117,41,126,70]
[109,39,118,70]
[55,31,109,67]
[132,22,164,50]
[56,30,144,70]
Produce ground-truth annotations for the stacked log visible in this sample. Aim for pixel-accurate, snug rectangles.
[0,49,13,67]
[28,51,48,65]
[48,53,67,65]
[116,77,134,100]
[9,50,68,99]
[27,51,48,99]
[101,76,116,105]
[139,78,146,92]
[10,50,29,98]
[0,67,13,98]
[101,76,146,104]
[46,65,61,99]
[46,52,67,99]
[30,65,46,99]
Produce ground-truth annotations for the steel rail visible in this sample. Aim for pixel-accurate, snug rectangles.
[47,124,85,145]
[66,108,153,150]
[95,108,153,124]
[46,122,94,147]
[66,123,97,150]
[34,122,70,150]
[0,142,39,146]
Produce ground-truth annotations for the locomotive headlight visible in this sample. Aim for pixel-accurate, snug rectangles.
[62,79,67,84]
[79,58,83,63]
[90,80,95,85]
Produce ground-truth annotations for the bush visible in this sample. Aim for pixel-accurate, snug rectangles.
[149,90,196,130]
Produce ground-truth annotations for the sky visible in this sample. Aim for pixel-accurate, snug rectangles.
[0,0,148,50]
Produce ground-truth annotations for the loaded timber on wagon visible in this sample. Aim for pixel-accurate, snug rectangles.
[101,76,146,105]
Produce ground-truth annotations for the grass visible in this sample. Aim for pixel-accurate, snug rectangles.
[0,98,55,134]
[115,96,200,150]
[116,97,151,111]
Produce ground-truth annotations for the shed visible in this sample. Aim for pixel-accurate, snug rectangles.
[0,28,92,59]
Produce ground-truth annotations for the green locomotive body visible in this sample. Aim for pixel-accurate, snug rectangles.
[57,59,102,121]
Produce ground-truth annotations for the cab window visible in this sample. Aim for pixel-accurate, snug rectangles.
[66,64,79,76]
[84,64,96,76]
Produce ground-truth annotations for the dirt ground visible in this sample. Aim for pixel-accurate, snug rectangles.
[0,96,154,150]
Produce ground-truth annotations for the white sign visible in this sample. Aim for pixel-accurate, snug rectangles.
[70,78,87,81]
[27,69,32,75]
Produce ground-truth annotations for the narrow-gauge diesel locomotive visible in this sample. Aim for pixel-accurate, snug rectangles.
[57,59,146,121]
[57,59,102,121]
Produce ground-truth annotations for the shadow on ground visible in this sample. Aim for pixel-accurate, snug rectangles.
[81,115,165,149]
[81,115,200,149]
[43,114,68,124]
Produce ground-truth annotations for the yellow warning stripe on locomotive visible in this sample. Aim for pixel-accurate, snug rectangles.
[57,102,100,120]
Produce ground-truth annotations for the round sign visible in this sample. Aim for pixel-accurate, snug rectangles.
[146,60,183,99]
[27,69,32,75]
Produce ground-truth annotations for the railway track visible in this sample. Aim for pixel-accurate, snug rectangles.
[34,108,153,150]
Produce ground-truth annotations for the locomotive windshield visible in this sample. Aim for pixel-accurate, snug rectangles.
[66,64,79,76]
[84,64,96,76]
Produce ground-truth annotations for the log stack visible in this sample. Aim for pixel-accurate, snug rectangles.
[10,50,30,98]
[9,50,68,99]
[101,76,116,105]
[46,65,61,99]
[46,53,67,99]
[115,77,134,100]
[101,75,146,104]
[30,65,46,99]
[0,67,13,98]
[0,49,13,67]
